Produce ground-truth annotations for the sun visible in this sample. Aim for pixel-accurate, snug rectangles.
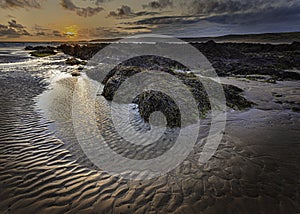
[63,25,79,39]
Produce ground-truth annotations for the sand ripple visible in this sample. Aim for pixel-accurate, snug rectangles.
[0,72,299,213]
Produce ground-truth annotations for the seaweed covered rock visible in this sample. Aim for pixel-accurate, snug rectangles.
[133,91,182,128]
[28,46,57,57]
[101,56,254,127]
[25,46,55,51]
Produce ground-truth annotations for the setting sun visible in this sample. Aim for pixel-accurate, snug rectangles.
[63,25,79,39]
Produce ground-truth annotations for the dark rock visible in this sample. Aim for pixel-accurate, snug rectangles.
[291,106,300,112]
[25,45,55,51]
[65,57,87,66]
[133,90,182,128]
[29,48,56,57]
[101,56,254,128]
[57,43,108,60]
[71,71,81,77]
[223,85,254,110]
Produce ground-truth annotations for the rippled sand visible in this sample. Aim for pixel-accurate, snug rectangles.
[0,67,299,213]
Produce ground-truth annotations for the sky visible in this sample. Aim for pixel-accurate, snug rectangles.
[0,0,299,41]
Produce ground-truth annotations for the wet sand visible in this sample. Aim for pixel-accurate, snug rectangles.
[0,63,299,214]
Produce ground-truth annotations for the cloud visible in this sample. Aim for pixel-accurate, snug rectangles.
[0,0,43,9]
[36,31,46,36]
[143,0,173,10]
[84,0,113,6]
[127,16,201,25]
[84,25,152,39]
[117,26,151,30]
[53,30,63,37]
[32,25,64,38]
[117,0,299,39]
[0,20,30,38]
[180,0,298,16]
[206,3,300,25]
[108,5,159,18]
[94,0,111,5]
[109,5,132,17]
[32,24,50,36]
[85,27,122,38]
[8,20,24,29]
[61,0,104,17]
[32,24,49,31]
[119,0,299,38]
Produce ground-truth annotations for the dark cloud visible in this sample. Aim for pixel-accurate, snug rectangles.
[120,0,299,38]
[127,16,201,25]
[109,5,133,17]
[94,0,111,5]
[52,30,63,37]
[61,0,104,17]
[83,0,112,6]
[0,0,43,9]
[32,24,50,31]
[109,5,159,18]
[36,31,46,36]
[143,0,173,10]
[32,24,50,37]
[117,26,151,30]
[8,20,24,29]
[181,0,298,16]
[32,25,63,38]
[0,20,30,38]
[206,4,300,25]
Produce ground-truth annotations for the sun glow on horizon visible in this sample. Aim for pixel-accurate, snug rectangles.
[63,25,79,39]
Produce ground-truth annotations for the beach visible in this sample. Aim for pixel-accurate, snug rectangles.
[0,42,299,213]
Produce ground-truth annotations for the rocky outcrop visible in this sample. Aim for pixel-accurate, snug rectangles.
[57,44,108,60]
[191,40,300,80]
[101,57,254,128]
[26,46,57,57]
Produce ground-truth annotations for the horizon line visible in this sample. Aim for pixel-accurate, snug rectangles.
[0,31,299,43]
